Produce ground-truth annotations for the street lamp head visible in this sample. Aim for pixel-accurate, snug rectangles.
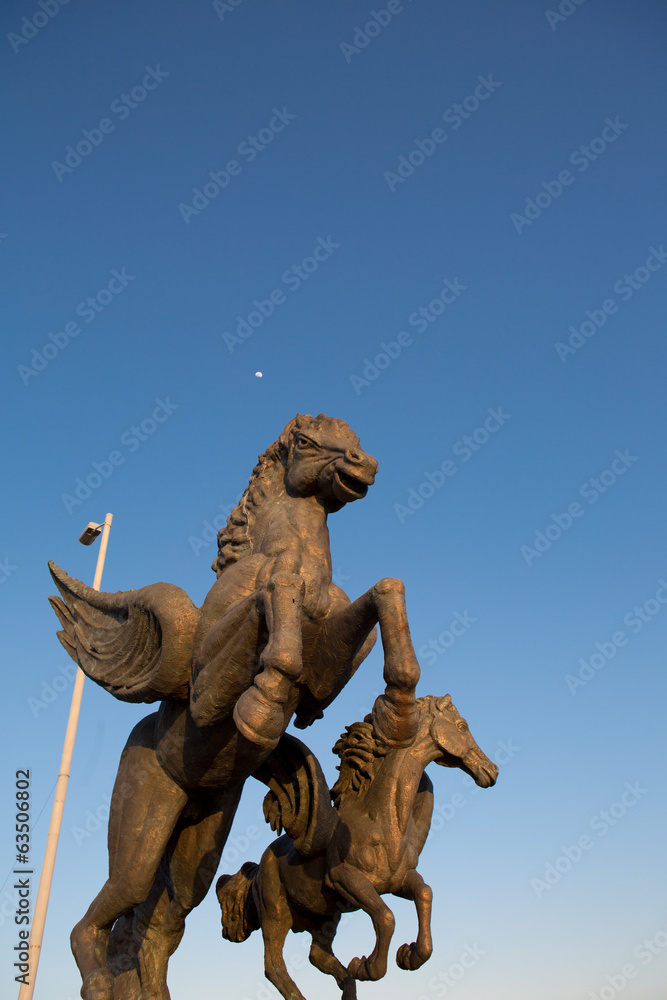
[79,522,104,546]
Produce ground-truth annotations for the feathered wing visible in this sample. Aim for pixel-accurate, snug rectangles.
[48,561,199,703]
[253,733,337,857]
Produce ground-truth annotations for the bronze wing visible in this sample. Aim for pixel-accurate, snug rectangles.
[48,561,199,703]
[253,733,337,857]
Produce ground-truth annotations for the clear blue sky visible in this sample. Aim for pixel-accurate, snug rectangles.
[2,1,666,998]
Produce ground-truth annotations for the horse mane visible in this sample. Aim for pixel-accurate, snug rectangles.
[212,413,356,577]
[331,718,389,807]
[330,696,449,807]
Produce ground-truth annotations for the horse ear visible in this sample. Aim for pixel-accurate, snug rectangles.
[438,694,452,708]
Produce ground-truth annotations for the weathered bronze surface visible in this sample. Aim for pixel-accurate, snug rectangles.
[49,414,451,1000]
[218,653,498,1000]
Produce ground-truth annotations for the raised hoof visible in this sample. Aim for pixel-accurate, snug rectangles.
[233,691,284,751]
[396,941,427,970]
[347,955,371,981]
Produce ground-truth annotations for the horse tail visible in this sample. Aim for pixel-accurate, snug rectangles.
[216,862,260,942]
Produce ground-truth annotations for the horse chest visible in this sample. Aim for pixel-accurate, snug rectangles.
[346,818,414,888]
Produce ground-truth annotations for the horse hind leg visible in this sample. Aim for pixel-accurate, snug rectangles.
[106,881,174,1000]
[114,785,243,1000]
[71,718,188,1000]
[255,847,307,1000]
[106,914,140,1000]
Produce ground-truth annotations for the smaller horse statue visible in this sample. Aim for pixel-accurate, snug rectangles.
[217,651,498,1000]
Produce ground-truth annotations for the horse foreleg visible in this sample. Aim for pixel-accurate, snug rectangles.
[393,869,433,971]
[309,914,357,999]
[234,572,305,750]
[327,863,395,982]
[300,578,420,745]
[366,577,421,746]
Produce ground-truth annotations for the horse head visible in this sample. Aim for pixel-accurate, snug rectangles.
[213,414,378,575]
[425,694,498,788]
[280,413,378,512]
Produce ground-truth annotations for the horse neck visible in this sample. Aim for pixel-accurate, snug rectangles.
[366,743,431,824]
[249,457,329,554]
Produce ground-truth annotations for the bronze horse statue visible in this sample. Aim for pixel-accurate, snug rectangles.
[49,414,427,1000]
[217,655,498,1000]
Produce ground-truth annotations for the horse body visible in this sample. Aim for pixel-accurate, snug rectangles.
[331,761,425,892]
[218,695,498,1000]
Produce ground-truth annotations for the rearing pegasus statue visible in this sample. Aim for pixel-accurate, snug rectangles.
[49,414,423,1000]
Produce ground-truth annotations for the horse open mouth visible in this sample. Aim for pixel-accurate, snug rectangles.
[332,468,370,502]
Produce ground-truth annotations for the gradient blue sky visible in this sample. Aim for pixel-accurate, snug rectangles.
[2,2,667,998]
